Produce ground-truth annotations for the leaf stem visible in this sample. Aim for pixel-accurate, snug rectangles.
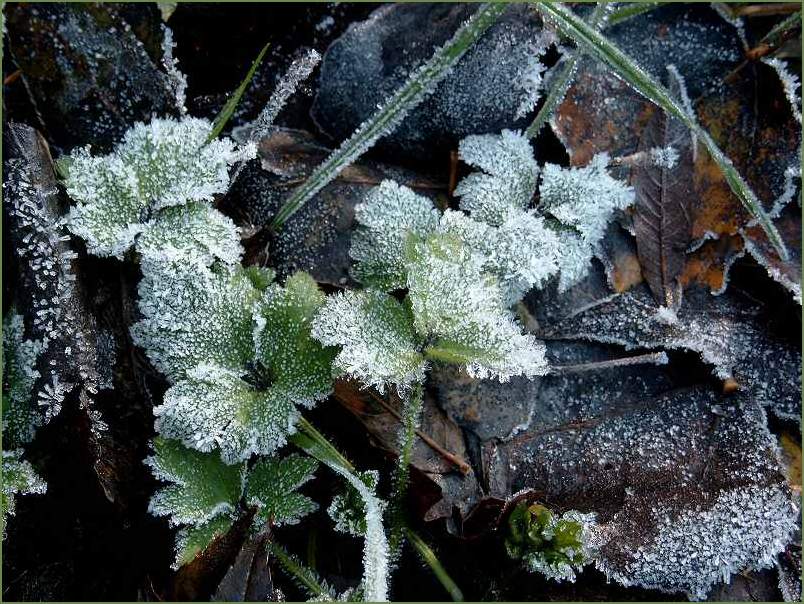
[388,382,424,563]
[268,541,333,600]
[366,389,471,475]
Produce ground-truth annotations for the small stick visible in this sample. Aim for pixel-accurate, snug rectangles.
[448,149,460,196]
[367,390,472,475]
[734,3,800,17]
[551,351,669,374]
[4,70,21,85]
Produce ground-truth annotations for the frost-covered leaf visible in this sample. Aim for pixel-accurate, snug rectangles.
[253,272,335,401]
[175,515,235,569]
[540,283,801,422]
[328,470,384,537]
[1,450,47,534]
[2,312,44,449]
[406,233,549,381]
[540,153,634,245]
[131,256,260,382]
[65,117,254,258]
[155,365,301,464]
[312,289,426,393]
[350,180,439,290]
[454,130,539,226]
[136,201,243,266]
[156,273,333,463]
[505,502,595,583]
[245,454,318,527]
[146,437,245,527]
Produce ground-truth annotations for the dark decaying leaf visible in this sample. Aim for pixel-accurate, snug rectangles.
[531,272,801,423]
[4,3,176,152]
[172,508,257,602]
[333,379,482,527]
[632,72,694,307]
[212,532,275,602]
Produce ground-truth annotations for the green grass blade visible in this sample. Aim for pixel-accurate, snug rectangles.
[405,528,464,602]
[270,3,506,230]
[607,2,662,26]
[536,2,788,261]
[207,43,269,142]
[268,541,333,600]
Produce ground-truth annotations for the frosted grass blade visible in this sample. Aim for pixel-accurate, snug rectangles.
[536,2,789,261]
[270,3,506,229]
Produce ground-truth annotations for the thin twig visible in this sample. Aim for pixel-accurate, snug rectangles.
[367,390,471,475]
[734,3,800,17]
[550,351,669,374]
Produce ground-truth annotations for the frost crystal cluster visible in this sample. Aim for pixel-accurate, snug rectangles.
[317,129,633,391]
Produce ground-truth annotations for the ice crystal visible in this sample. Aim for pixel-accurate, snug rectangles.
[131,256,260,382]
[1,450,47,534]
[515,42,551,120]
[146,436,246,527]
[406,233,549,381]
[245,454,318,527]
[350,180,439,290]
[506,502,596,583]
[648,145,679,169]
[553,229,597,293]
[136,201,243,266]
[65,117,254,257]
[540,153,635,244]
[328,470,384,537]
[454,130,539,226]
[161,25,188,115]
[762,56,801,122]
[2,312,44,448]
[312,289,426,393]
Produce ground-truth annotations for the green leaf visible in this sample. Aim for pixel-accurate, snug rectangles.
[155,366,302,464]
[269,3,506,230]
[254,272,335,400]
[535,1,788,261]
[136,201,243,266]
[131,259,260,382]
[2,450,47,533]
[174,515,234,569]
[350,180,440,291]
[146,437,245,526]
[311,288,426,393]
[208,43,269,142]
[245,454,318,527]
[328,469,383,537]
